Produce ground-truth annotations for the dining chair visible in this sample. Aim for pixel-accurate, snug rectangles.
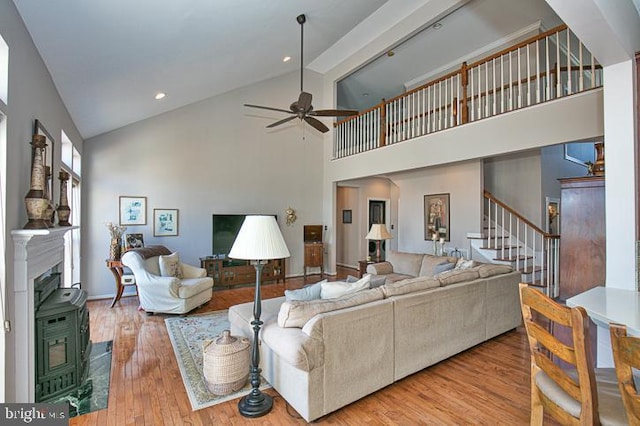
[610,323,640,425]
[519,284,627,425]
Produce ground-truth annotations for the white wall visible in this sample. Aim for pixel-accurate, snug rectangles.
[0,0,84,402]
[336,186,360,267]
[389,161,483,254]
[83,71,325,299]
[484,150,543,227]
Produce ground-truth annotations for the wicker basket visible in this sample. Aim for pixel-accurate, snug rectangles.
[202,330,250,395]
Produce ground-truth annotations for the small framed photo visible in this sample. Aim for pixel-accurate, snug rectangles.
[424,193,450,242]
[125,233,145,250]
[342,209,352,224]
[154,208,179,236]
[119,196,147,226]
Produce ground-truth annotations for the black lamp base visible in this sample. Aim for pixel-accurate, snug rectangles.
[238,389,273,418]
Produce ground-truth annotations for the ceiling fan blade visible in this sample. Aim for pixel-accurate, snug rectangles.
[311,109,359,117]
[244,104,293,114]
[304,116,329,133]
[267,115,298,128]
[298,92,312,111]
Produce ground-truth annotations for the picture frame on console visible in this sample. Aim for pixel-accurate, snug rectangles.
[119,196,147,226]
[154,208,179,236]
[424,193,450,241]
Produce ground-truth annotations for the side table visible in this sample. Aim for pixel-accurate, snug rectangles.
[357,260,374,278]
[106,259,136,307]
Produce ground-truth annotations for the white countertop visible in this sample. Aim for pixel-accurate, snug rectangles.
[566,286,640,335]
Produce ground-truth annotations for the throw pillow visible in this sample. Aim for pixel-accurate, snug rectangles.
[433,261,455,276]
[158,252,183,278]
[321,275,371,299]
[346,274,386,288]
[454,258,476,270]
[284,280,325,302]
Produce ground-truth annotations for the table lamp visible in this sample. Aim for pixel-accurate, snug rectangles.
[365,224,392,262]
[229,215,290,417]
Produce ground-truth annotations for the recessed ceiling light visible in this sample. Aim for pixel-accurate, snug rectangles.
[283,56,291,62]
[433,22,443,30]
[155,92,166,100]
[363,93,369,97]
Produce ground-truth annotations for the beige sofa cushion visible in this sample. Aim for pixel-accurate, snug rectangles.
[366,262,393,275]
[437,269,481,286]
[381,276,440,297]
[418,255,458,277]
[386,250,423,276]
[476,263,513,278]
[278,288,384,328]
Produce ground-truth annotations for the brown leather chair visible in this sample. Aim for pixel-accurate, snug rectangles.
[519,284,626,425]
[610,323,640,425]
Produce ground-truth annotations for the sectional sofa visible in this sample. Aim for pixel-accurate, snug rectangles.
[229,254,521,422]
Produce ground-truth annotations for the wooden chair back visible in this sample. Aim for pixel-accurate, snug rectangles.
[519,283,599,425]
[610,323,640,425]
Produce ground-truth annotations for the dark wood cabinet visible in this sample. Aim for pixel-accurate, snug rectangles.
[559,177,606,300]
[304,243,324,279]
[557,176,605,365]
[200,257,285,289]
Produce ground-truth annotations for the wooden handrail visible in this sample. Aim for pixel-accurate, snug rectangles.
[467,24,568,69]
[484,190,559,238]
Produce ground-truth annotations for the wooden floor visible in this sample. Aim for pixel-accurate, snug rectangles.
[71,267,539,425]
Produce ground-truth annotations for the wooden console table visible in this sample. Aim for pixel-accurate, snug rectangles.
[200,257,285,289]
[106,259,136,307]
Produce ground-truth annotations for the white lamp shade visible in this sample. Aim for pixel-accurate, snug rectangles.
[229,215,291,260]
[365,223,392,240]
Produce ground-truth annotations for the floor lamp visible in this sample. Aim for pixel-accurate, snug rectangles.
[229,215,290,418]
[365,224,392,262]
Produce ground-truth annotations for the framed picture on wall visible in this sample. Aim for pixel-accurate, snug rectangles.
[342,209,352,224]
[119,196,147,226]
[424,193,450,241]
[154,208,179,236]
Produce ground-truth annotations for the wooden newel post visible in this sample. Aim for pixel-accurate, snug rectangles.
[379,99,387,147]
[460,62,469,124]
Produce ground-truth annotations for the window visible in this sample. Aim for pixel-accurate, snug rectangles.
[61,130,81,287]
[0,34,7,104]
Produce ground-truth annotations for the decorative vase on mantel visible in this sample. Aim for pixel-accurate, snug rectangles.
[23,134,49,229]
[57,170,72,226]
[43,166,55,228]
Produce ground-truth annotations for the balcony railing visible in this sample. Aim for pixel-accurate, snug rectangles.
[333,24,602,159]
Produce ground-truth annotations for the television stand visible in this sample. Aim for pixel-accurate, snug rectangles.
[200,257,285,289]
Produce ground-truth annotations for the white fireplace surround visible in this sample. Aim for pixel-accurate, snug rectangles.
[11,226,77,402]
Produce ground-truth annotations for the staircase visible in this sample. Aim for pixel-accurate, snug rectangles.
[469,190,560,297]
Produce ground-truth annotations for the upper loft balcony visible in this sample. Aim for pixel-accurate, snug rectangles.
[332,25,603,161]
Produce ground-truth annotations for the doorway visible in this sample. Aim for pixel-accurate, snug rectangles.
[368,199,388,260]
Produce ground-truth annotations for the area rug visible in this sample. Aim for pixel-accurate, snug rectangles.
[50,340,113,417]
[165,310,270,411]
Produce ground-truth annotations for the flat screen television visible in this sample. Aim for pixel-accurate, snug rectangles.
[211,214,277,265]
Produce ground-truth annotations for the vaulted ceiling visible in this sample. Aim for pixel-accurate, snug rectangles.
[13,0,563,139]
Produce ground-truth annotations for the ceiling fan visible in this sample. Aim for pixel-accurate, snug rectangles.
[244,14,359,133]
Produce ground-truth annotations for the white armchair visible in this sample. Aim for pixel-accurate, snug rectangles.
[121,245,213,314]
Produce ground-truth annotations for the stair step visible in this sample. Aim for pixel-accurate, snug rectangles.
[494,255,533,262]
[479,245,521,250]
[520,266,545,275]
[468,235,507,240]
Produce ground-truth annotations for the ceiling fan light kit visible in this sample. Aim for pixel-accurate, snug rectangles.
[244,14,358,133]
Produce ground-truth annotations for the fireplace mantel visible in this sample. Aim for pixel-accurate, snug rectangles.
[11,226,78,402]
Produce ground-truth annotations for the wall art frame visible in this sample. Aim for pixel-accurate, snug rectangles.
[125,233,145,250]
[424,193,450,241]
[154,208,179,236]
[342,209,352,224]
[119,196,147,226]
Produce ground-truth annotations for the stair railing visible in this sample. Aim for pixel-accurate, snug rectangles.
[333,24,602,159]
[483,190,560,297]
